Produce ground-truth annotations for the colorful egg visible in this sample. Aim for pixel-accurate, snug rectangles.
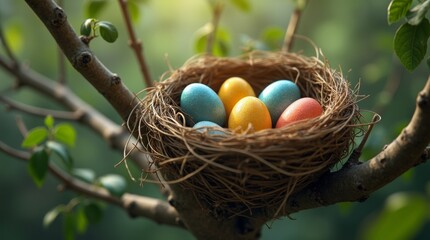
[218,77,255,117]
[258,80,301,126]
[228,96,272,133]
[193,121,225,135]
[275,97,323,128]
[180,83,226,126]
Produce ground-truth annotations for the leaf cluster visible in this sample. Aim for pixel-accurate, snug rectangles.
[388,0,430,71]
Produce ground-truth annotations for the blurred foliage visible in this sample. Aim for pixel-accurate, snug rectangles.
[1,0,430,239]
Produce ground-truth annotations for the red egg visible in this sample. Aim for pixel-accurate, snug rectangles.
[275,97,323,128]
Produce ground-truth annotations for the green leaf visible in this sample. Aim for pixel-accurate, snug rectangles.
[63,212,76,240]
[212,28,231,57]
[394,19,430,71]
[387,0,413,24]
[80,18,95,37]
[128,1,141,23]
[46,141,73,171]
[362,193,429,240]
[229,0,251,12]
[71,168,96,184]
[54,123,76,147]
[193,23,231,56]
[83,202,104,224]
[22,127,48,148]
[407,0,430,25]
[262,27,284,50]
[27,147,50,188]
[43,205,66,228]
[44,115,54,129]
[98,21,118,43]
[84,0,108,18]
[75,207,88,234]
[98,174,127,197]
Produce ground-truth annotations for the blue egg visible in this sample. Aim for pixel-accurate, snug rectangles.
[180,83,226,126]
[258,80,301,125]
[193,121,225,135]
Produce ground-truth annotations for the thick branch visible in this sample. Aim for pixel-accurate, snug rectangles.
[280,74,430,215]
[24,0,139,123]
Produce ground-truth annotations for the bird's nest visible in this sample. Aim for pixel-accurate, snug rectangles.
[135,51,366,219]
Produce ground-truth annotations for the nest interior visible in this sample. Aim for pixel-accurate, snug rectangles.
[138,51,362,219]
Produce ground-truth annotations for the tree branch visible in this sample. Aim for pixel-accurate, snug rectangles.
[24,0,139,123]
[279,74,430,215]
[0,53,160,185]
[0,95,83,120]
[0,141,183,228]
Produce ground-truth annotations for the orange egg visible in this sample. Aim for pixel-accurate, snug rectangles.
[218,77,255,117]
[228,96,272,133]
[275,97,323,128]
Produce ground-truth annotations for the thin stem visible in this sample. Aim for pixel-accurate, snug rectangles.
[117,0,153,88]
[282,1,309,52]
[206,2,223,55]
[0,25,19,66]
[1,95,83,120]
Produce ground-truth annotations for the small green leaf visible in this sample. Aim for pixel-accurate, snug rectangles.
[362,193,429,240]
[127,1,141,23]
[394,19,430,71]
[193,23,231,56]
[22,127,48,148]
[229,0,251,12]
[262,27,284,50]
[387,0,413,24]
[63,212,76,240]
[98,174,127,197]
[80,18,95,36]
[84,0,108,18]
[75,207,88,234]
[72,168,96,184]
[83,202,104,224]
[54,123,76,147]
[28,147,50,188]
[43,205,66,228]
[44,115,54,129]
[97,21,118,43]
[407,0,430,25]
[46,141,73,171]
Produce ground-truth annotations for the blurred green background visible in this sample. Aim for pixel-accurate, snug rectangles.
[1,0,429,239]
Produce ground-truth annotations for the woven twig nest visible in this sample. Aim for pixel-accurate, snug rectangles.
[138,51,362,219]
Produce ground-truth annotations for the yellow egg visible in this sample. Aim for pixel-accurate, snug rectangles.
[218,77,255,117]
[228,96,272,133]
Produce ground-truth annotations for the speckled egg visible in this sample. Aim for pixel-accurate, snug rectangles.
[180,83,226,126]
[218,77,255,117]
[228,96,272,133]
[258,80,301,126]
[276,97,323,128]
